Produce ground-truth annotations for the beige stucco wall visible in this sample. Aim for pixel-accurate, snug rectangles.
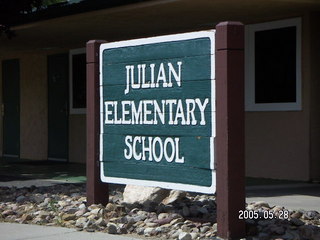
[69,114,86,163]
[245,15,311,181]
[20,53,48,160]
[0,50,72,161]
[19,50,86,162]
[0,49,87,163]
[0,52,48,160]
[245,112,310,180]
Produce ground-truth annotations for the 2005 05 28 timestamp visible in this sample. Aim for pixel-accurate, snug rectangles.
[239,210,290,220]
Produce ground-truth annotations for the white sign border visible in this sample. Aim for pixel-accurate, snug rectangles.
[99,30,216,194]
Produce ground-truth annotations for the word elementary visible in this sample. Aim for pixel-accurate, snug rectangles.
[103,61,210,163]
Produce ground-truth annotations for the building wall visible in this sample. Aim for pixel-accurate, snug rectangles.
[245,112,310,180]
[245,15,311,181]
[20,53,48,160]
[69,114,86,163]
[0,52,48,160]
[0,62,2,156]
[309,12,320,181]
[0,50,67,161]
[0,49,87,163]
[0,10,318,182]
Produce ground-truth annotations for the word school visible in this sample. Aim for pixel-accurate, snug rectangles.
[124,135,185,163]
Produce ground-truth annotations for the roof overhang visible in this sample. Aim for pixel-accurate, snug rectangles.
[1,0,320,54]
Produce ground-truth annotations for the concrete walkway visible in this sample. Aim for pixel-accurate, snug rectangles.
[246,183,320,212]
[0,222,140,240]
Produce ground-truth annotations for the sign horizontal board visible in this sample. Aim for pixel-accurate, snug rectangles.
[99,31,216,193]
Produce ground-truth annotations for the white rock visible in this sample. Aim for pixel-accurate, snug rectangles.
[145,222,158,227]
[95,217,106,227]
[75,217,87,227]
[78,203,86,209]
[212,223,218,233]
[83,219,94,229]
[158,213,170,220]
[43,198,51,205]
[36,210,50,219]
[143,227,155,236]
[200,226,210,233]
[75,209,86,217]
[179,232,192,240]
[190,232,199,240]
[122,185,170,205]
[90,208,102,215]
[161,190,186,205]
[253,201,270,208]
[170,218,184,225]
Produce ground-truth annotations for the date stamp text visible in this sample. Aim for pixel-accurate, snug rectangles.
[239,210,290,220]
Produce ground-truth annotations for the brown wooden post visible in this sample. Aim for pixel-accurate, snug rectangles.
[216,22,245,239]
[86,40,109,206]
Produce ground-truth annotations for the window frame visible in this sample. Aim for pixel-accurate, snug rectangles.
[245,18,302,111]
[69,48,86,114]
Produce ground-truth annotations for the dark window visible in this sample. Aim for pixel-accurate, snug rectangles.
[255,26,296,103]
[72,53,86,109]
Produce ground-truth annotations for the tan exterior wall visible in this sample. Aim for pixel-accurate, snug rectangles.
[245,15,311,181]
[20,53,48,160]
[0,50,68,161]
[0,49,86,163]
[0,52,48,160]
[69,114,86,163]
[245,112,310,180]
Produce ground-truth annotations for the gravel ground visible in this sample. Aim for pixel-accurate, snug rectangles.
[0,183,320,240]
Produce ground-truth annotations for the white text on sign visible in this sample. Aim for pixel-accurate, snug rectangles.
[124,62,182,95]
[104,61,210,164]
[124,135,185,163]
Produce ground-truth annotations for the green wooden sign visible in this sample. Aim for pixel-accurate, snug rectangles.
[99,31,216,193]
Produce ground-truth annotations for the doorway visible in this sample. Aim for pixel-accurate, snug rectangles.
[2,59,20,160]
[47,54,69,161]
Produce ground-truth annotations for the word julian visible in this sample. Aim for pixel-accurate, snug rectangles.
[124,61,182,94]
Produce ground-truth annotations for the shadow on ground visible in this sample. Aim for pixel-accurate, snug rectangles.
[0,159,86,183]
[1,159,320,200]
